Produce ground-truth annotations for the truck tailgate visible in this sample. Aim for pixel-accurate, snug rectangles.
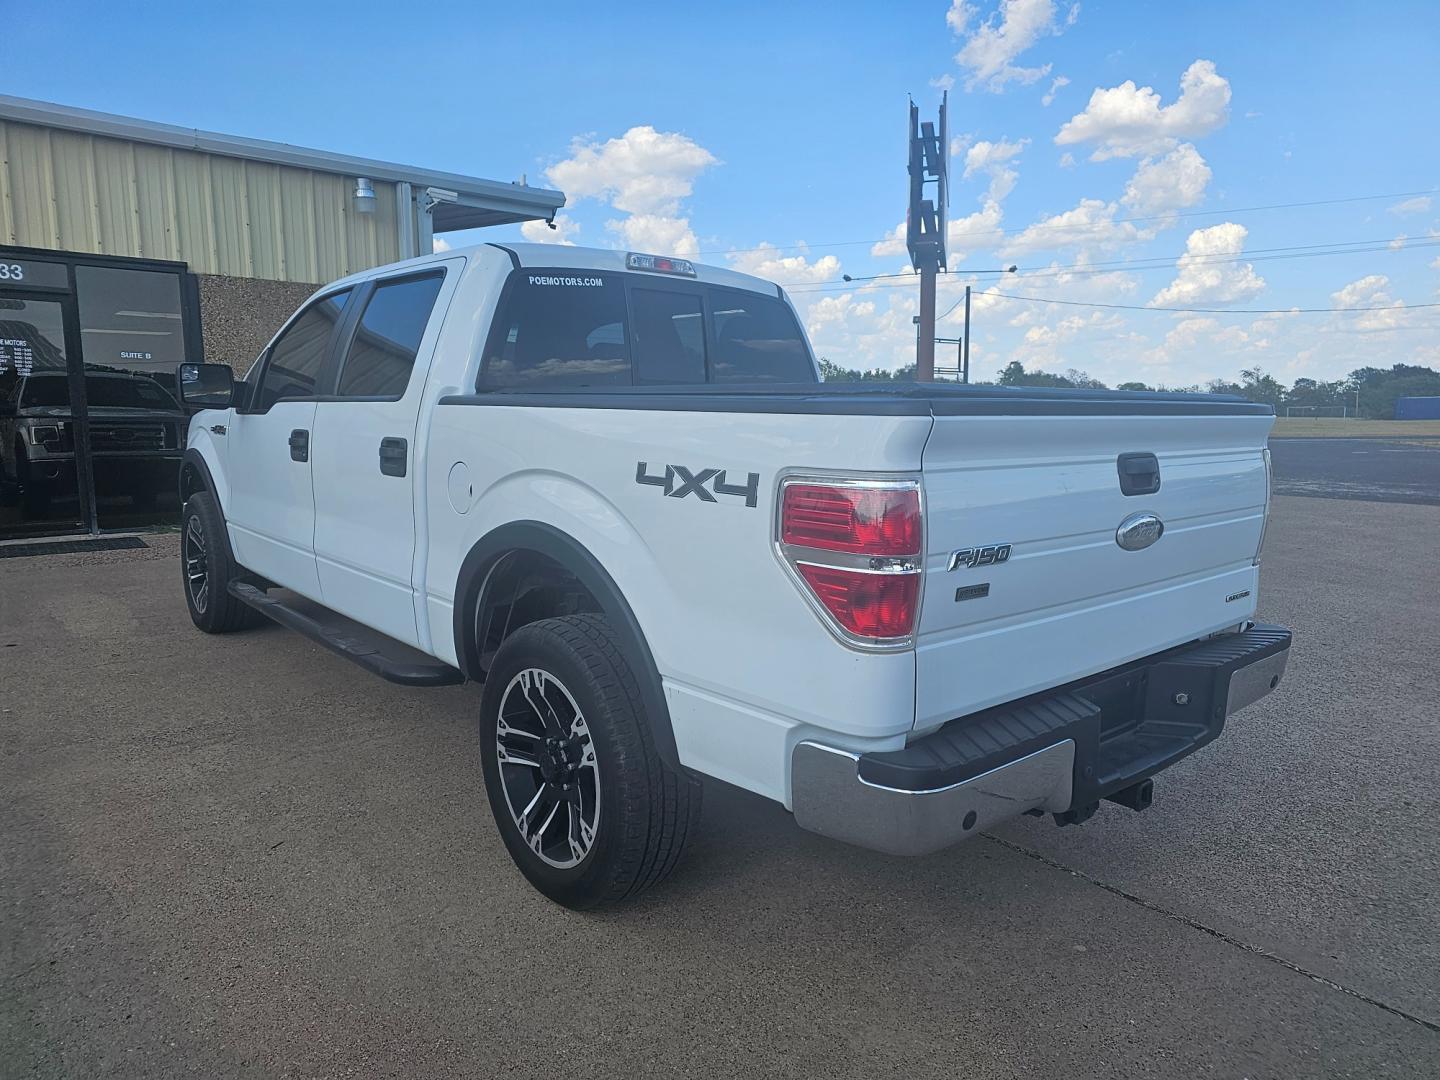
[915,412,1272,731]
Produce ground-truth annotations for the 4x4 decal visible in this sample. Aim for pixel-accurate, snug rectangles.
[635,462,760,508]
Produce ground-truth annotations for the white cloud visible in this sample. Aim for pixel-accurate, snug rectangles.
[964,137,1029,177]
[1150,222,1265,307]
[1058,151,1076,168]
[1389,196,1433,216]
[1430,256,1440,271]
[1331,274,1390,309]
[543,125,719,256]
[947,201,1008,264]
[1041,75,1070,106]
[1328,274,1416,331]
[999,197,1141,258]
[949,0,1076,92]
[1121,143,1211,216]
[547,126,718,215]
[727,243,841,284]
[520,214,580,245]
[1055,60,1231,160]
[870,222,909,258]
[964,137,1029,202]
[1390,235,1408,251]
[431,235,452,252]
[931,73,957,91]
[608,214,700,256]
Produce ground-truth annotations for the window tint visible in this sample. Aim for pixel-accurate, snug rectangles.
[632,288,705,384]
[711,295,814,383]
[337,273,445,398]
[480,273,630,388]
[256,290,351,410]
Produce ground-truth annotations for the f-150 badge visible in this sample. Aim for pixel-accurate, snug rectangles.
[948,544,1012,570]
[635,462,760,508]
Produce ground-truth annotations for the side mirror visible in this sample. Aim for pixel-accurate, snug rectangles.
[177,362,234,409]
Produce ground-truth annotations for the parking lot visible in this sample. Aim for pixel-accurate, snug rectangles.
[3,487,1438,1077]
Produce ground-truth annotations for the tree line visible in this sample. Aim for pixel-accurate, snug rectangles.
[815,358,1440,419]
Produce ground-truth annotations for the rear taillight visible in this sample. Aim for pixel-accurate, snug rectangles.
[777,478,922,647]
[781,484,921,555]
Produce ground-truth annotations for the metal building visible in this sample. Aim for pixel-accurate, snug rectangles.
[0,95,563,538]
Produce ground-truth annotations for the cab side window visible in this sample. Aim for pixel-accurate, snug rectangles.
[335,272,445,398]
[255,289,351,410]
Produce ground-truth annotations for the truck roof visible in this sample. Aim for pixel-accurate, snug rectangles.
[340,242,785,298]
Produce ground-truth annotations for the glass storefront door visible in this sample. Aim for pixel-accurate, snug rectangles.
[0,249,199,540]
[75,265,190,530]
[0,293,86,535]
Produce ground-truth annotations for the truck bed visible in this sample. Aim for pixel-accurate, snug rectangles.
[438,381,1273,417]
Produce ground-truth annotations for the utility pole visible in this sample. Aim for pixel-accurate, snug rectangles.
[907,93,948,381]
[962,285,972,384]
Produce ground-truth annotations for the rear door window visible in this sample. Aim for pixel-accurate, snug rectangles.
[479,272,630,389]
[336,271,445,398]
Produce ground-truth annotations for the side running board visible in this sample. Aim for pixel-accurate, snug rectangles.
[228,581,464,687]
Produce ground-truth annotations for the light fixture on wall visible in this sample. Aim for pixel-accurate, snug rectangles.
[353,177,377,214]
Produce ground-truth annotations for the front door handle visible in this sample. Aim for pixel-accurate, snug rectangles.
[289,428,309,463]
[379,436,407,477]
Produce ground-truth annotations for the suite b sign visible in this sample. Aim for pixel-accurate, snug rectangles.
[0,258,69,290]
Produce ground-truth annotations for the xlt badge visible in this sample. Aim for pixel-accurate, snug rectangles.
[948,544,1011,571]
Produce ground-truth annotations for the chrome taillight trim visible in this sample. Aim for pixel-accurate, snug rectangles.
[1254,447,1272,566]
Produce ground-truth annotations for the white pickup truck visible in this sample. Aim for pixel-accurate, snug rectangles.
[176,243,1291,908]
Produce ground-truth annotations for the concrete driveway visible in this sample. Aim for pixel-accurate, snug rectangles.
[2,495,1438,1078]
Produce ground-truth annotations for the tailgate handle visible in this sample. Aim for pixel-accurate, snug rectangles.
[1117,452,1161,496]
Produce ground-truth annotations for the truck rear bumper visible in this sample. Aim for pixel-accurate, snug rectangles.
[791,623,1291,856]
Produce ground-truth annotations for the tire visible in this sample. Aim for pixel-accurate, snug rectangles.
[479,614,701,909]
[181,490,264,633]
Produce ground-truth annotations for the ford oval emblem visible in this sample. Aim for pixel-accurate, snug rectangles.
[1116,512,1164,551]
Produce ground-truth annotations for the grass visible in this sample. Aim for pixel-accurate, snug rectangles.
[1271,418,1440,438]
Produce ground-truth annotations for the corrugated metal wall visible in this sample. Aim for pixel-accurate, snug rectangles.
[0,119,401,283]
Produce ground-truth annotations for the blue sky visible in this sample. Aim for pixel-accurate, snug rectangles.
[6,0,1439,385]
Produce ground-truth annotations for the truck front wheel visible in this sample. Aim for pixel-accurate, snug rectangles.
[479,614,700,909]
[180,491,264,633]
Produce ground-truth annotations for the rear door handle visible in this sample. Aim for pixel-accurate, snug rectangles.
[289,428,309,462]
[379,437,407,478]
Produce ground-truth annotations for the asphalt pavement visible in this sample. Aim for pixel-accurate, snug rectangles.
[3,497,1439,1078]
[1270,437,1440,505]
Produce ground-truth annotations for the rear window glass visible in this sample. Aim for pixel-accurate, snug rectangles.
[711,295,815,383]
[633,288,705,384]
[478,269,815,389]
[479,273,630,389]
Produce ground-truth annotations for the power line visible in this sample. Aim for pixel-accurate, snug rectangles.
[782,236,1440,292]
[986,291,1440,315]
[702,188,1436,258]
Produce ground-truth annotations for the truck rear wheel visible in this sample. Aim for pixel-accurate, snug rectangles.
[479,614,700,909]
[181,490,263,633]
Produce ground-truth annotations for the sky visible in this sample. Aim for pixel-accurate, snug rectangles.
[6,0,1439,387]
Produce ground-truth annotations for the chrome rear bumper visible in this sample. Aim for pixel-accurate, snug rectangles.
[793,739,1076,857]
[791,624,1291,856]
